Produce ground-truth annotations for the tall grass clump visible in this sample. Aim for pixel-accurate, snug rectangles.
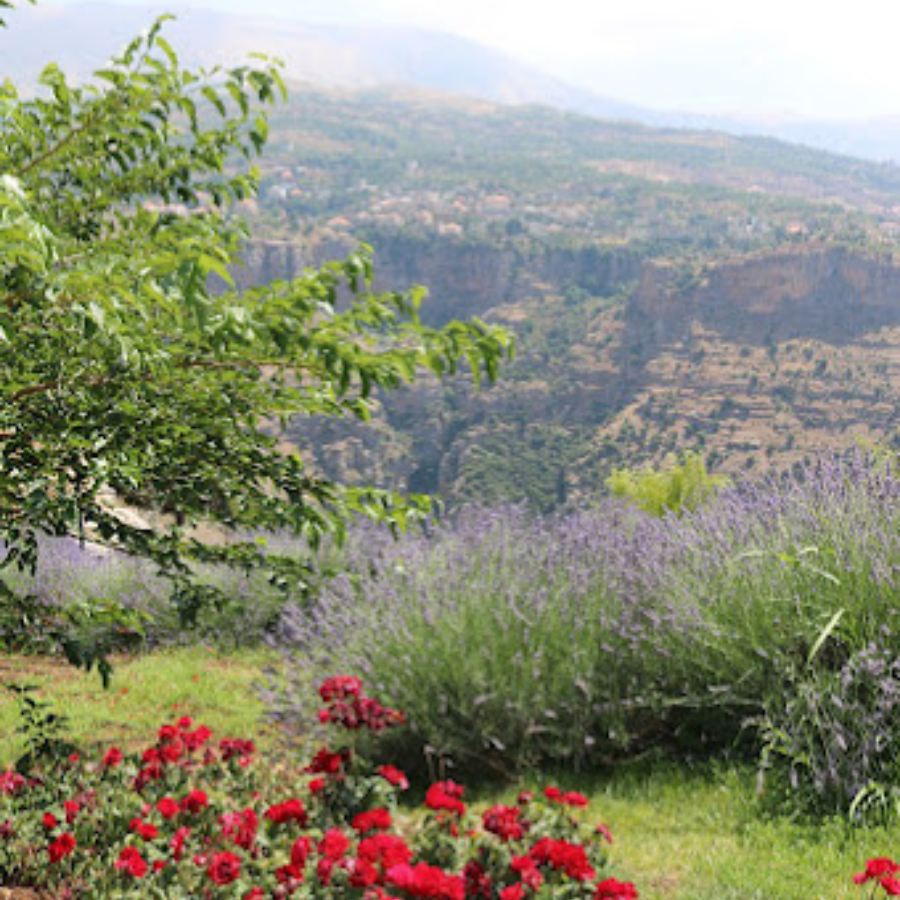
[269,452,899,814]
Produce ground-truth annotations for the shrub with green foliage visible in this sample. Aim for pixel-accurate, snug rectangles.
[606,452,729,517]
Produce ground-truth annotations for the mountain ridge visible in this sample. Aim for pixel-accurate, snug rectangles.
[0,2,645,120]
[8,2,900,161]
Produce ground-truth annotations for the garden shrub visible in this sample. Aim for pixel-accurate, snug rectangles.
[269,453,900,816]
[759,641,900,819]
[0,535,302,652]
[0,676,637,900]
[606,452,729,517]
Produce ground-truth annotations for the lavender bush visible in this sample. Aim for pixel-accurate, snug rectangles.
[759,640,900,818]
[268,452,900,814]
[0,536,293,650]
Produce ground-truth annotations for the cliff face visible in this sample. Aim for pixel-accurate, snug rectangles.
[627,246,900,353]
[235,234,644,326]
[237,236,900,508]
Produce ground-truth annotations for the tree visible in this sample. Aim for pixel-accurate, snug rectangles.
[0,5,513,669]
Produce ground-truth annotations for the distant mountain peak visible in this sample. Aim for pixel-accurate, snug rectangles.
[0,2,644,121]
[5,2,900,161]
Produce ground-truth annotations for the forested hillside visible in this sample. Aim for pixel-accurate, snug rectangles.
[230,86,900,510]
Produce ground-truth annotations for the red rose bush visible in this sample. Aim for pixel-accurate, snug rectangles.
[0,676,637,900]
[854,858,900,897]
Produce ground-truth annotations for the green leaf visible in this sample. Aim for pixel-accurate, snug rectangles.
[807,608,845,667]
[201,85,226,117]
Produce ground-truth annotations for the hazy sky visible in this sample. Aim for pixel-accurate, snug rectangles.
[37,0,900,120]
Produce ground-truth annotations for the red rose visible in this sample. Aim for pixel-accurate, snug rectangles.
[854,858,900,884]
[358,833,413,870]
[530,838,595,881]
[378,765,410,791]
[319,828,350,861]
[157,796,180,820]
[48,833,76,863]
[129,818,159,841]
[561,791,589,807]
[594,878,639,899]
[115,845,148,879]
[318,675,363,702]
[501,884,526,900]
[265,798,307,826]
[220,808,259,850]
[510,856,542,891]
[425,781,466,816]
[63,800,80,824]
[180,789,209,814]
[386,861,465,900]
[543,786,562,803]
[483,805,526,842]
[290,837,312,867]
[276,862,305,885]
[882,877,900,897]
[0,772,26,796]
[464,860,493,899]
[306,748,348,776]
[308,778,326,795]
[183,725,213,753]
[42,812,59,831]
[349,858,380,888]
[316,857,336,886]
[220,738,256,762]
[161,740,185,764]
[207,851,242,885]
[102,746,124,767]
[351,808,392,833]
[133,760,163,791]
[158,724,179,743]
[170,826,191,861]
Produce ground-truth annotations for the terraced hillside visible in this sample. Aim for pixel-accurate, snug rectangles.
[230,86,900,509]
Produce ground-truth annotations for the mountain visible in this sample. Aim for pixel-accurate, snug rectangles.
[7,3,900,161]
[217,86,900,510]
[5,6,900,507]
[642,109,900,166]
[0,2,644,120]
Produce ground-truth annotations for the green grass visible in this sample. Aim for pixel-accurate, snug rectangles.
[1,650,896,899]
[487,764,900,900]
[0,647,278,765]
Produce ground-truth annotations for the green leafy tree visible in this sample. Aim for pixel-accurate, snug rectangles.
[0,5,512,666]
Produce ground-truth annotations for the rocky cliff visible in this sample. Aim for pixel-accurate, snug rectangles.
[234,235,900,508]
[236,234,643,320]
[626,245,900,351]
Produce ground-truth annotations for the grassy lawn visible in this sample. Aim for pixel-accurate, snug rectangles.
[1,650,896,900]
[508,766,899,900]
[0,647,279,765]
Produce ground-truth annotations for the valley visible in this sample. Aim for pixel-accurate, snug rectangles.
[221,86,900,509]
